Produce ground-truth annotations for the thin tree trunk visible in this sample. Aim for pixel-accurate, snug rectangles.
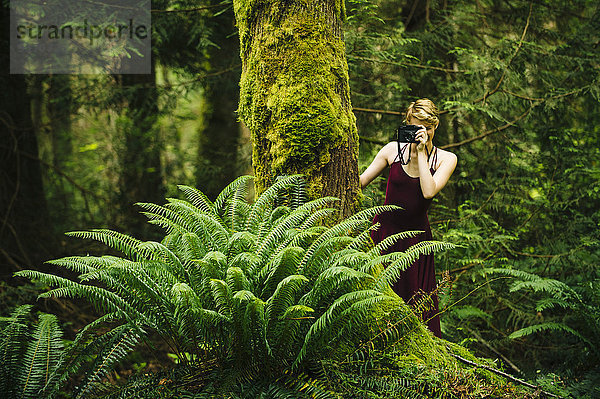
[47,74,74,214]
[197,5,242,200]
[233,0,359,217]
[118,57,164,237]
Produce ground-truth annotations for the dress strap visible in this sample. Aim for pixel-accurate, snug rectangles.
[394,143,410,165]
[431,147,438,170]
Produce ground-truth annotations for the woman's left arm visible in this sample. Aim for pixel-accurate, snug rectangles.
[417,150,457,199]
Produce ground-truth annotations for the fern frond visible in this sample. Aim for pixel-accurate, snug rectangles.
[43,313,121,396]
[451,306,492,321]
[65,229,142,259]
[298,207,339,230]
[138,201,197,232]
[299,236,356,279]
[375,241,455,291]
[509,322,592,346]
[246,175,304,233]
[0,305,32,396]
[227,231,258,259]
[210,279,234,318]
[293,290,387,370]
[347,205,401,223]
[356,375,429,399]
[329,249,376,271]
[368,230,424,256]
[177,184,216,214]
[136,241,188,282]
[255,208,311,258]
[259,247,305,299]
[199,251,227,279]
[510,279,576,296]
[226,267,252,293]
[213,175,253,229]
[229,252,262,280]
[230,185,252,232]
[19,313,63,399]
[535,297,572,312]
[230,290,266,368]
[287,226,327,249]
[46,256,105,274]
[179,232,207,263]
[265,275,309,342]
[346,225,379,251]
[297,218,370,277]
[300,267,376,309]
[75,324,142,399]
[486,267,582,302]
[14,270,140,319]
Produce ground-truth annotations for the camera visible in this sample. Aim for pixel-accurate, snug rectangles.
[396,125,421,143]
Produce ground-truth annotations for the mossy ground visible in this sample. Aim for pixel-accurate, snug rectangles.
[99,327,545,399]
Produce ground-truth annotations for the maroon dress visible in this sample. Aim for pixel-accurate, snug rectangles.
[370,145,442,337]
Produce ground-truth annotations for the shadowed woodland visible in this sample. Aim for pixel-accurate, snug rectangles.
[1,0,599,397]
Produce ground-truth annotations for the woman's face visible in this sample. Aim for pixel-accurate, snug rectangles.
[408,117,436,142]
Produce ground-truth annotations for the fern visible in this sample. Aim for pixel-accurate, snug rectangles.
[0,306,67,399]
[19,313,64,398]
[75,324,143,398]
[509,322,592,346]
[16,175,455,394]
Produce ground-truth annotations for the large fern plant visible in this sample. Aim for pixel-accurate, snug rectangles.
[16,175,453,396]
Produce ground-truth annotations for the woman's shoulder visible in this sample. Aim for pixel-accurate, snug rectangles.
[378,142,400,163]
[437,147,457,162]
[434,147,457,171]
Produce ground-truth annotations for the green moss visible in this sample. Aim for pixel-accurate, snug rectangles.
[322,318,537,398]
[233,0,357,195]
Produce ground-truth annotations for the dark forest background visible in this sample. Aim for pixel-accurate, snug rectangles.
[1,0,599,397]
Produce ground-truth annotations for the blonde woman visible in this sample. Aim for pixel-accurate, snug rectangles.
[360,98,457,337]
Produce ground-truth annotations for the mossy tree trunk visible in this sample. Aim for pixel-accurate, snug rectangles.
[233,0,359,217]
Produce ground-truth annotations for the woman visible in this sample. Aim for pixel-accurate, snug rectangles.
[360,98,457,337]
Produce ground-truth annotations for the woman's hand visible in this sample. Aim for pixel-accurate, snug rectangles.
[414,125,428,152]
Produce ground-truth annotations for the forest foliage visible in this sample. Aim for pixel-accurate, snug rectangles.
[1,0,599,397]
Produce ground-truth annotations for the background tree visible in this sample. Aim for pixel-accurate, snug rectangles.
[196,0,243,200]
[117,59,165,237]
[0,3,54,276]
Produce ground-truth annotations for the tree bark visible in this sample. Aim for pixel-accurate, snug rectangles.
[197,4,243,200]
[0,4,53,275]
[233,0,359,217]
[118,57,164,237]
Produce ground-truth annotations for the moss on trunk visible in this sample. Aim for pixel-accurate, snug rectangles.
[233,0,359,217]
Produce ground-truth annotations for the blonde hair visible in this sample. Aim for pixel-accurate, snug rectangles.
[405,98,439,127]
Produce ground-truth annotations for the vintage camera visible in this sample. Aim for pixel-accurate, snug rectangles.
[396,125,421,143]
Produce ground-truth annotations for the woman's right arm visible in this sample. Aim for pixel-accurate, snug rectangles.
[359,143,395,189]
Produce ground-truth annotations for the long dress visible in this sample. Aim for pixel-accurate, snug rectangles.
[370,145,442,337]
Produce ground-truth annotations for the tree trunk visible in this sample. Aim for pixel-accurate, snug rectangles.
[233,0,360,217]
[0,4,53,275]
[196,5,243,200]
[118,57,164,237]
[46,75,74,217]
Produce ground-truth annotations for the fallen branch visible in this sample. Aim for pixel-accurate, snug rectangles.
[448,349,562,398]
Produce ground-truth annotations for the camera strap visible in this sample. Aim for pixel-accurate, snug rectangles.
[396,143,436,167]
